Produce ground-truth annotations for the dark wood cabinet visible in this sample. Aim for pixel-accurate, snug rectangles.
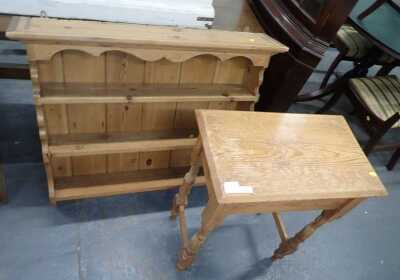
[251,0,358,112]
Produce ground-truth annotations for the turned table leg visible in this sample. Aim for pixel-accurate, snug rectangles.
[171,136,226,270]
[272,209,336,260]
[170,138,203,219]
[272,199,363,260]
[177,201,225,270]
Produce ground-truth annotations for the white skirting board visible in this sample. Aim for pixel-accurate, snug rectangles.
[0,0,214,29]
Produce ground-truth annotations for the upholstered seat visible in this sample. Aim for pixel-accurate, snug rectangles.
[337,25,371,58]
[349,75,400,126]
[337,25,393,63]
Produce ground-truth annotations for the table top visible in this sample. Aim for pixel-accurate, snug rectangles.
[196,110,387,204]
[349,0,400,60]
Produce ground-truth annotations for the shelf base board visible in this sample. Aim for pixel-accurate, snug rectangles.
[54,167,205,201]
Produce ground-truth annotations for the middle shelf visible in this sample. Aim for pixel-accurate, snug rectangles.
[37,82,257,104]
[48,129,198,157]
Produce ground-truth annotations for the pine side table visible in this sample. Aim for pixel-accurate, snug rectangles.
[171,110,387,270]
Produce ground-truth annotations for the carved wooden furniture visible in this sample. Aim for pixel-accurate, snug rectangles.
[250,0,358,111]
[6,16,287,204]
[171,110,387,270]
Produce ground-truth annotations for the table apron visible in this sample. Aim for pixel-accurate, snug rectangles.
[223,198,351,215]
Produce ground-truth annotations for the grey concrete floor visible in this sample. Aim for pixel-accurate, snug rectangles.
[0,41,400,280]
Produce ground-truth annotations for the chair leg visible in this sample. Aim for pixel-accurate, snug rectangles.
[387,148,400,170]
[364,131,384,155]
[320,52,345,89]
[364,114,400,155]
[317,84,355,114]
[376,64,396,76]
[316,90,343,114]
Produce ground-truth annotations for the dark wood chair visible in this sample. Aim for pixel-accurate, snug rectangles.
[345,75,400,169]
[320,24,396,89]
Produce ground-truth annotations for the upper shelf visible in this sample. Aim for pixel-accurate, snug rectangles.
[6,17,288,65]
[7,17,288,54]
[36,83,257,104]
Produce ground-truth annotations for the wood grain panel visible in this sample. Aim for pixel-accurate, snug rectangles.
[211,57,252,111]
[140,59,179,170]
[196,110,387,204]
[213,57,250,85]
[176,55,216,128]
[170,55,216,167]
[208,101,237,110]
[68,104,106,175]
[63,51,107,175]
[106,51,144,173]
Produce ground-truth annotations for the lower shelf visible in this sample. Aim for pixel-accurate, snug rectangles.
[54,167,205,201]
[49,129,197,157]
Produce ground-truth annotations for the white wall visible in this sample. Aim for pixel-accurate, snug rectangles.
[0,0,214,28]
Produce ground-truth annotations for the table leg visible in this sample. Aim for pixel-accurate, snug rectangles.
[177,201,225,270]
[271,199,363,261]
[170,138,203,219]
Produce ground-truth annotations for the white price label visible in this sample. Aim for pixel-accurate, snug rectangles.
[223,181,254,194]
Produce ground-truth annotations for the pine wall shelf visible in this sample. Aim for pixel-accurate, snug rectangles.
[7,16,287,204]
